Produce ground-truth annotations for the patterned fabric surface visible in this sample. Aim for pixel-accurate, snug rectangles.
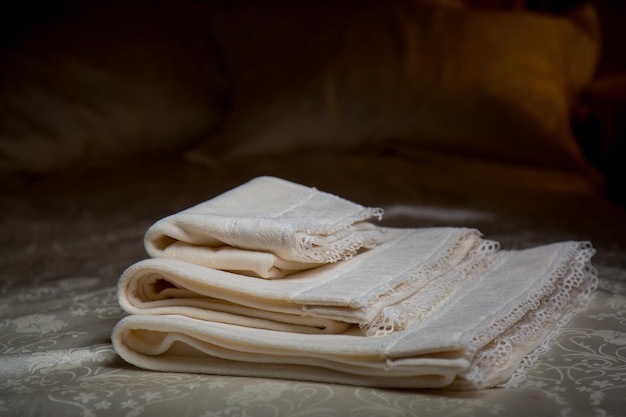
[1,153,625,416]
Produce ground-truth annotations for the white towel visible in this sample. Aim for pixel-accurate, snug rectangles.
[113,241,597,389]
[112,176,597,390]
[120,227,488,333]
[144,176,385,279]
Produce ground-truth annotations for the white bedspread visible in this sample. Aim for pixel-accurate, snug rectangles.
[2,155,625,416]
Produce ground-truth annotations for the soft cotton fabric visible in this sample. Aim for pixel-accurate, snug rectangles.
[121,227,487,333]
[113,241,597,389]
[113,176,598,390]
[144,176,385,279]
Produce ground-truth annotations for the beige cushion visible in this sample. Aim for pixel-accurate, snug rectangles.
[201,0,599,172]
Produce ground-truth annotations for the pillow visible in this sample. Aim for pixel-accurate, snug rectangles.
[194,0,600,172]
[0,1,227,174]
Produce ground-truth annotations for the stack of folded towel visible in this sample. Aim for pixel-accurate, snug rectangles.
[112,176,597,390]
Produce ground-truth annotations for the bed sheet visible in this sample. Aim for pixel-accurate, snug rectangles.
[1,152,625,417]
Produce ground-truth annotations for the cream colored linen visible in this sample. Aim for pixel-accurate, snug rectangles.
[113,176,597,390]
[113,241,597,389]
[144,176,385,279]
[120,227,487,333]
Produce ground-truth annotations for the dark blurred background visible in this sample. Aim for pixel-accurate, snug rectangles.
[1,0,624,200]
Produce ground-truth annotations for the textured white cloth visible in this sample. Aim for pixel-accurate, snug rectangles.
[144,176,385,279]
[112,176,598,389]
[119,227,488,333]
[113,241,597,389]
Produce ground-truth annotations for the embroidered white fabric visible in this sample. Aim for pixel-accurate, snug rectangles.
[118,227,483,333]
[144,176,385,278]
[363,239,500,336]
[112,177,598,390]
[466,242,598,389]
[113,242,597,390]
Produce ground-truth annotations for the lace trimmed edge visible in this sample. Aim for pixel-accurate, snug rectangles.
[246,181,385,265]
[500,262,598,388]
[460,241,597,390]
[349,229,484,313]
[296,207,384,264]
[361,239,500,337]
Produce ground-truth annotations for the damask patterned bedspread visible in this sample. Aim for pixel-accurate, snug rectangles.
[1,154,625,417]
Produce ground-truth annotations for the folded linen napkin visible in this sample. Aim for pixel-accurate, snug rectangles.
[113,241,597,389]
[119,227,489,333]
[144,176,385,279]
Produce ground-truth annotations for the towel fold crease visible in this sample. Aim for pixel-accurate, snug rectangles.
[144,176,385,279]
